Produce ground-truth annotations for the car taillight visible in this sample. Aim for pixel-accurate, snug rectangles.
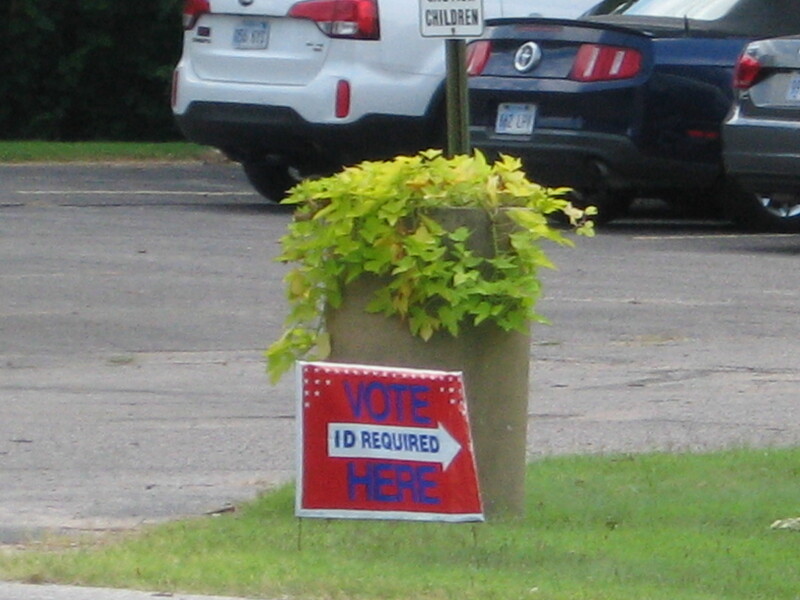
[570,44,641,82]
[288,0,379,40]
[336,80,351,118]
[733,53,761,90]
[171,69,179,108]
[466,40,492,76]
[183,0,210,30]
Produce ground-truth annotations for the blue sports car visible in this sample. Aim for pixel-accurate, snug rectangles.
[467,0,800,227]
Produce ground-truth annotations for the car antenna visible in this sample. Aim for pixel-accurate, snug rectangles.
[683,14,690,35]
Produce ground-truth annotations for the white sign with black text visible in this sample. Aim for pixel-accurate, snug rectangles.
[419,0,484,38]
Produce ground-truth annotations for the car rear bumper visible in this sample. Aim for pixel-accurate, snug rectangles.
[470,126,721,192]
[176,101,437,170]
[723,112,800,193]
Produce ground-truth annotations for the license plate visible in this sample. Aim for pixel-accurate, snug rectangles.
[495,103,537,135]
[233,20,269,50]
[786,74,800,101]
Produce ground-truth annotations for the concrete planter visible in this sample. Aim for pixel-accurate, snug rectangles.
[325,208,530,517]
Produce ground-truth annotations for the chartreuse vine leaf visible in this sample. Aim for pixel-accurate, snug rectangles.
[265,149,594,383]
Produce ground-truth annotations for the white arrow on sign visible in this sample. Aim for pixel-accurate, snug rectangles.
[328,423,462,470]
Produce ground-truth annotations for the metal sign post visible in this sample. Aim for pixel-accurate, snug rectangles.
[419,0,485,157]
[445,39,470,157]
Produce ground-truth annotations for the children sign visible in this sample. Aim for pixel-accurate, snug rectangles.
[296,362,484,522]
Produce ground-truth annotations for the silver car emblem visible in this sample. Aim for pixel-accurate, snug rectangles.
[239,0,254,5]
[514,42,542,73]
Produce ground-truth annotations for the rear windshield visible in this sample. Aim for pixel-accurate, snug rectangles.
[611,0,741,20]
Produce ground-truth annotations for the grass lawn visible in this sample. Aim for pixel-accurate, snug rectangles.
[1,448,799,600]
[0,141,217,163]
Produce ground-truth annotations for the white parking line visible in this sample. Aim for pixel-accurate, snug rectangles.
[16,190,255,196]
[632,233,795,240]
[548,295,732,307]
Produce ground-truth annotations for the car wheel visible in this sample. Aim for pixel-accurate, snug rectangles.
[569,189,633,225]
[726,180,800,233]
[241,161,301,202]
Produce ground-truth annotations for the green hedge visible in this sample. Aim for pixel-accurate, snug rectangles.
[0,0,184,141]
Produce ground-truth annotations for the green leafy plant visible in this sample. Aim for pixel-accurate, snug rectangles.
[266,149,594,382]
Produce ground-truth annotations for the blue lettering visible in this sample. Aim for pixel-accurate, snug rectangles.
[416,465,439,504]
[410,385,432,424]
[394,464,416,501]
[372,464,396,502]
[419,435,430,453]
[333,429,357,449]
[344,381,365,417]
[343,430,356,448]
[342,380,433,424]
[388,384,407,422]
[347,462,373,500]
[345,462,441,505]
[365,382,390,421]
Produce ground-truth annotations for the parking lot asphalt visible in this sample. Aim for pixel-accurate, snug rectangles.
[0,582,257,600]
[1,161,800,597]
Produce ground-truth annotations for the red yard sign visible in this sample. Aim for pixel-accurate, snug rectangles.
[296,361,484,522]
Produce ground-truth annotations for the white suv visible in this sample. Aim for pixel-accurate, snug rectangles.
[171,0,596,200]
